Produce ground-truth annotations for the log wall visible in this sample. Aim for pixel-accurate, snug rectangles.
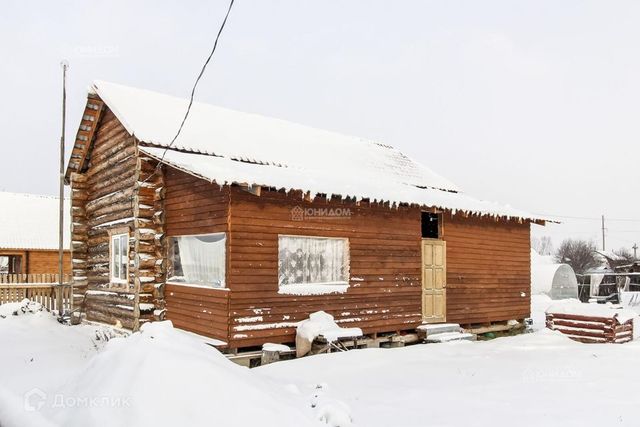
[70,108,165,330]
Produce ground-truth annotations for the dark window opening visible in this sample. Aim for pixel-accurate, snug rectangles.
[421,212,440,239]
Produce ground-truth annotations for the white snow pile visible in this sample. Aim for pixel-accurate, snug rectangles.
[26,321,314,427]
[0,305,103,427]
[296,311,363,357]
[311,383,353,427]
[530,294,554,331]
[259,328,640,427]
[546,300,639,323]
[5,300,640,426]
[263,343,291,352]
[0,299,43,318]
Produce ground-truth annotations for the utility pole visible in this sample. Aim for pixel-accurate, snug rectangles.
[57,60,68,316]
[633,243,638,260]
[601,215,606,251]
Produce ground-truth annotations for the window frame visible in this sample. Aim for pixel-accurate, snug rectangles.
[277,234,350,288]
[0,253,23,275]
[109,231,129,285]
[166,232,228,289]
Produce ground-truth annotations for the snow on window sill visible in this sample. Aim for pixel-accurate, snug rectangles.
[278,282,349,296]
[166,281,229,291]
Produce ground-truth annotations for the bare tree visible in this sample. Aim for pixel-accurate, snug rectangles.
[555,239,598,274]
[531,236,554,256]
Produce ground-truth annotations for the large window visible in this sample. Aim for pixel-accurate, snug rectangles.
[278,236,349,286]
[110,233,129,284]
[168,233,226,288]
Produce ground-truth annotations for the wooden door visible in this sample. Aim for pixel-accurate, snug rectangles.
[422,240,446,323]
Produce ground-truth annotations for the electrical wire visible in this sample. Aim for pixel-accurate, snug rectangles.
[533,213,640,222]
[142,0,235,184]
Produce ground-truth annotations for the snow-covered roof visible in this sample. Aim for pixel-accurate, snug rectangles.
[594,250,626,262]
[90,80,547,222]
[0,192,70,250]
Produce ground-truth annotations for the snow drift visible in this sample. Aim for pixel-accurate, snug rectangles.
[44,321,314,427]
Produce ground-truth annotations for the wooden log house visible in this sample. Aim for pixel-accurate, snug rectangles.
[65,81,547,350]
[0,192,71,278]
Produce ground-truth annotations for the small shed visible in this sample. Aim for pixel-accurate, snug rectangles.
[531,250,578,300]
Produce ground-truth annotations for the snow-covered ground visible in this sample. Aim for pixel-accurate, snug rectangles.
[1,297,640,427]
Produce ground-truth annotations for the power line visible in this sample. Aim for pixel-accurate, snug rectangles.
[534,213,640,223]
[144,0,236,182]
[128,0,236,220]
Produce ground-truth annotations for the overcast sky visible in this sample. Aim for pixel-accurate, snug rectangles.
[1,0,639,253]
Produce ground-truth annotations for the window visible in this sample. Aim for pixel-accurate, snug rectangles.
[0,255,22,274]
[421,212,440,239]
[168,233,226,288]
[110,233,129,284]
[278,236,349,286]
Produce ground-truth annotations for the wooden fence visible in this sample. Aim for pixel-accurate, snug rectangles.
[0,274,73,312]
[0,274,70,284]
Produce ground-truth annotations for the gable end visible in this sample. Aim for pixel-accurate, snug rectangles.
[64,95,105,184]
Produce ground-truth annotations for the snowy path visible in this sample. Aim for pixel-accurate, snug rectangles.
[1,297,639,426]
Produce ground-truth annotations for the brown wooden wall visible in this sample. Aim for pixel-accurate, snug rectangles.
[0,250,71,274]
[164,168,229,237]
[165,284,229,342]
[161,177,532,349]
[25,250,71,274]
[226,187,423,348]
[163,168,230,340]
[444,213,531,325]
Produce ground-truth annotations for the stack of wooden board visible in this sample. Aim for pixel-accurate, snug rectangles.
[546,301,636,344]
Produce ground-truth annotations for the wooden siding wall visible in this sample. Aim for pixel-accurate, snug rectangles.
[0,250,71,275]
[227,187,423,349]
[444,214,531,325]
[163,168,230,341]
[164,168,229,237]
[164,284,229,342]
[70,107,165,330]
[25,250,72,275]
